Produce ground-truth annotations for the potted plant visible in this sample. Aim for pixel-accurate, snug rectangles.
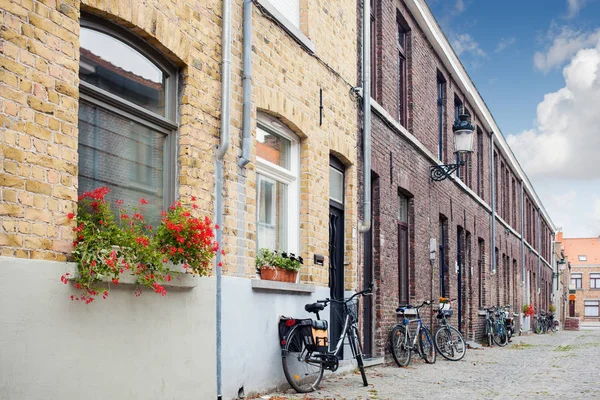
[549,304,556,313]
[523,304,535,317]
[256,248,303,283]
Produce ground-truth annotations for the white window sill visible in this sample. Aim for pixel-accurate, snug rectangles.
[251,278,315,294]
[255,0,315,54]
[65,263,198,288]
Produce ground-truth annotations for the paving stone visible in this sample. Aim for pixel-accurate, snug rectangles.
[262,329,600,399]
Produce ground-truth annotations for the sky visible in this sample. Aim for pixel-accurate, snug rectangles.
[427,0,600,239]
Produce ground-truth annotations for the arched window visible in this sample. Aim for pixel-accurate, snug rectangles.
[255,113,300,254]
[78,15,178,225]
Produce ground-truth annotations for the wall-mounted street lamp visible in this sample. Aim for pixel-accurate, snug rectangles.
[430,109,475,181]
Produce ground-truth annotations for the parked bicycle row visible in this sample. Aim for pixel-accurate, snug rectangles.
[277,285,562,393]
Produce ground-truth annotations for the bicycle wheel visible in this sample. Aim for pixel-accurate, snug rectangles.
[533,318,543,334]
[419,327,436,364]
[390,324,411,367]
[434,325,467,361]
[349,326,368,386]
[282,326,324,393]
[492,320,508,347]
[486,320,493,347]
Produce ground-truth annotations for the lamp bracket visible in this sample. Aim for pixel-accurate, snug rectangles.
[430,159,465,182]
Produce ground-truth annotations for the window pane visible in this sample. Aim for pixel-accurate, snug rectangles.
[591,274,600,278]
[78,102,164,226]
[579,255,587,261]
[257,174,288,252]
[398,195,408,222]
[80,27,166,116]
[572,273,582,278]
[257,127,291,170]
[329,167,344,204]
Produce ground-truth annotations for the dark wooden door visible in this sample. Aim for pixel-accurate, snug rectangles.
[329,206,344,355]
[457,227,463,333]
[329,158,345,357]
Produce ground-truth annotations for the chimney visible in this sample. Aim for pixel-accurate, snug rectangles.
[556,231,563,242]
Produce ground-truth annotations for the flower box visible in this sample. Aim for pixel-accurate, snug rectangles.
[259,266,298,283]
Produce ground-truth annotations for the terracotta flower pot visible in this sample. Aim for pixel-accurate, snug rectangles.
[260,267,298,283]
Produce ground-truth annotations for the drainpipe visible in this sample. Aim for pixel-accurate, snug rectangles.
[239,0,252,168]
[216,0,232,398]
[489,133,496,280]
[520,180,526,324]
[537,208,541,296]
[358,0,371,233]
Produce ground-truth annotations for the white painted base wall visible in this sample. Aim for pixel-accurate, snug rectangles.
[0,257,216,400]
[0,259,352,400]
[221,276,354,399]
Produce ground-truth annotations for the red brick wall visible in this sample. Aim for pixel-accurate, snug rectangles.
[357,0,552,354]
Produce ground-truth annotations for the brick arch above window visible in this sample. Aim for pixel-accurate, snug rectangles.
[81,4,189,65]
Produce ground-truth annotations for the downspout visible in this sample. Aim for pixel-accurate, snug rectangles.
[537,208,541,296]
[358,0,371,233]
[520,180,526,325]
[489,133,496,280]
[239,0,252,168]
[216,0,232,398]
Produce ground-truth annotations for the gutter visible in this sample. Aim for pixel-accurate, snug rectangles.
[216,0,232,398]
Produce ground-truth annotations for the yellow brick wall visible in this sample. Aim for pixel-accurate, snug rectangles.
[0,0,359,289]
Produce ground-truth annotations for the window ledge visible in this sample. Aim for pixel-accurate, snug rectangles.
[255,0,316,54]
[65,263,198,288]
[251,278,315,294]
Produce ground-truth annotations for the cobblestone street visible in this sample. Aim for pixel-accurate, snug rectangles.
[262,328,600,399]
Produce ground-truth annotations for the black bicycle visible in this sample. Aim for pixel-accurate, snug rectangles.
[434,298,466,361]
[278,285,373,393]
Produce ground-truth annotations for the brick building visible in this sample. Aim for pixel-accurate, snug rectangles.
[0,0,558,398]
[0,0,359,398]
[562,234,600,321]
[356,0,556,359]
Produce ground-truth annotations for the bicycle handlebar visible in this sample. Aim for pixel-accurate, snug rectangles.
[317,283,374,305]
[397,300,435,310]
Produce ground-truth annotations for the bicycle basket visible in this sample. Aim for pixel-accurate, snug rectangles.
[346,299,359,323]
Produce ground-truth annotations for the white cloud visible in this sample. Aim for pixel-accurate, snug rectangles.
[456,0,465,14]
[495,37,516,53]
[451,33,486,58]
[508,43,600,180]
[534,25,600,72]
[567,0,586,19]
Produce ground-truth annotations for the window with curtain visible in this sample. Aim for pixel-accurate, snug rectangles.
[78,16,178,226]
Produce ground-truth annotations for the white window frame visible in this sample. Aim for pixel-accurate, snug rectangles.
[256,113,300,255]
[590,273,600,289]
[571,273,582,289]
[584,300,600,317]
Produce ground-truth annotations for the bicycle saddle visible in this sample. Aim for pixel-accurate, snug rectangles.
[305,302,325,313]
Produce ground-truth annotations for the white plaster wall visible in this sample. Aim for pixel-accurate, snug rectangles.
[221,276,354,399]
[0,257,216,400]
